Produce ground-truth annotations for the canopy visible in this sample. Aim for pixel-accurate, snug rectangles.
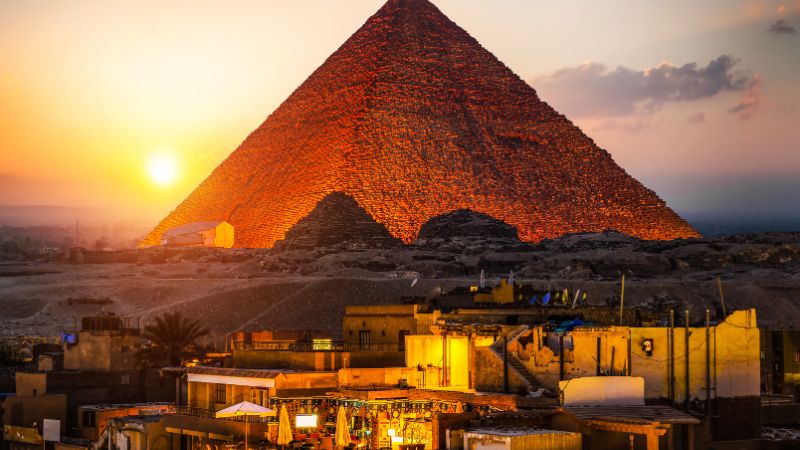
[277,405,293,446]
[335,406,350,448]
[215,401,274,418]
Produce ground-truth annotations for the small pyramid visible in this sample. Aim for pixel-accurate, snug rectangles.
[417,209,520,241]
[142,0,698,248]
[275,192,402,250]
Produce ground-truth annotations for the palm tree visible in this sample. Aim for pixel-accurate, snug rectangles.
[137,311,209,367]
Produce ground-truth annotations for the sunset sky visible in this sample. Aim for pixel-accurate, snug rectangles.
[1,0,798,226]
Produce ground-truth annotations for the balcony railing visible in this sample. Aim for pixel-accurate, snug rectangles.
[231,341,404,353]
[174,406,272,423]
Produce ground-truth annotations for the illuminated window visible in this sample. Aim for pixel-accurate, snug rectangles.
[215,384,226,403]
[295,414,318,428]
[313,339,333,350]
[795,351,800,363]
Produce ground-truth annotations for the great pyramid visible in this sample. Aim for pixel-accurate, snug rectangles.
[142,0,699,248]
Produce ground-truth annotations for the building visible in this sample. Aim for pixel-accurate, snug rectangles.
[63,314,142,372]
[342,304,440,353]
[0,376,67,450]
[11,314,174,432]
[76,403,174,442]
[159,222,234,248]
[106,415,171,450]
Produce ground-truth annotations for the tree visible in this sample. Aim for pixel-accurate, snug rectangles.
[137,311,209,367]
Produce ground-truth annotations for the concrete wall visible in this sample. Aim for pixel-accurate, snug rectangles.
[78,404,174,441]
[342,304,437,348]
[472,347,528,394]
[338,367,418,388]
[559,376,645,406]
[187,372,337,409]
[630,309,760,401]
[1,394,67,430]
[233,349,344,371]
[502,309,760,401]
[514,326,630,390]
[63,331,141,371]
[15,372,47,397]
[405,335,469,389]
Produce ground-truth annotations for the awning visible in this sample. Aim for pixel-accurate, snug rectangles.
[187,373,275,388]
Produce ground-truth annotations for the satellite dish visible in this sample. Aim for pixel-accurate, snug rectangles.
[424,286,442,303]
[410,278,419,288]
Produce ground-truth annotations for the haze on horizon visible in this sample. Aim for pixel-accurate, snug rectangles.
[1,0,798,228]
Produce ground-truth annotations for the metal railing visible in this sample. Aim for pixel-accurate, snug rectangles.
[231,341,404,353]
[174,406,271,423]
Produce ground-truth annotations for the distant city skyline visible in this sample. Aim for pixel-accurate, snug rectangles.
[1,0,798,226]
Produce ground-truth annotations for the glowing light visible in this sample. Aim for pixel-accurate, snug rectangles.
[147,153,179,186]
[295,414,317,428]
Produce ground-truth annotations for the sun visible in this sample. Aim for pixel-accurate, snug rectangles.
[147,153,179,186]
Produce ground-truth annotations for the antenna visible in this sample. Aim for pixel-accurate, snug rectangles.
[716,277,727,317]
[619,274,625,325]
[75,219,80,247]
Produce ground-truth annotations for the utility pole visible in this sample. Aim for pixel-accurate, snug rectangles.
[717,277,727,318]
[619,274,626,325]
[685,310,691,411]
[503,333,509,394]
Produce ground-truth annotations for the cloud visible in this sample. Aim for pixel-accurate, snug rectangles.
[687,112,706,124]
[768,19,796,34]
[532,55,761,121]
[728,76,762,119]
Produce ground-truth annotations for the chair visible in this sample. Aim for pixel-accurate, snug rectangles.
[318,437,333,450]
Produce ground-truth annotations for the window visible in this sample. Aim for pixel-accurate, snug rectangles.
[215,384,226,403]
[251,388,268,407]
[83,410,96,428]
[121,345,129,353]
[120,373,130,385]
[398,330,410,351]
[359,330,371,351]
[795,351,800,363]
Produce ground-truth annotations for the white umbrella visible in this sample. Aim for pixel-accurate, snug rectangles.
[216,401,274,450]
[277,405,293,448]
[334,406,350,449]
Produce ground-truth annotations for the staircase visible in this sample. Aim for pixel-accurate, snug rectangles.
[507,355,541,387]
[489,325,545,391]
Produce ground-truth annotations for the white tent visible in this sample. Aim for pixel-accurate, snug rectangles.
[216,401,274,450]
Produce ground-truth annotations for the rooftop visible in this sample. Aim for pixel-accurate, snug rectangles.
[560,405,701,425]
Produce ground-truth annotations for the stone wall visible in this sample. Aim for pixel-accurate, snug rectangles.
[141,0,698,249]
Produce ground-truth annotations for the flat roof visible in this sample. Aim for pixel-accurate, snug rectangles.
[162,221,227,238]
[562,405,701,425]
[80,402,174,411]
[466,427,576,437]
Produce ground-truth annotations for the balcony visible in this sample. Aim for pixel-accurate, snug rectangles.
[232,341,404,353]
[174,406,271,423]
[164,406,270,441]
